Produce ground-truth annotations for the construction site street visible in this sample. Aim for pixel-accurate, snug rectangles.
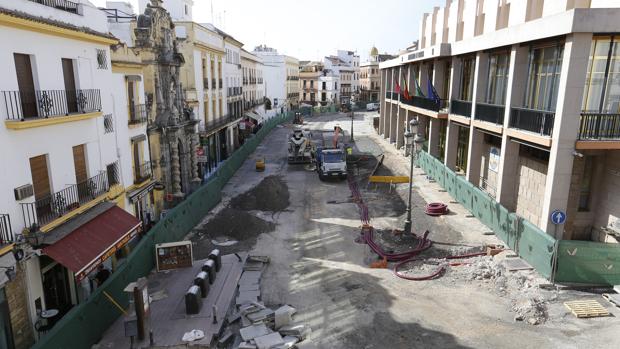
[191,111,620,349]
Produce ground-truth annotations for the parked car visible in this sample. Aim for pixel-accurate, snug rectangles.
[366,102,379,111]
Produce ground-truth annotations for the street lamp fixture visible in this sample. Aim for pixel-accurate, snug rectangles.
[403,117,425,235]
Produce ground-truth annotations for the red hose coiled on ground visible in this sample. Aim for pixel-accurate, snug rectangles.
[425,202,448,216]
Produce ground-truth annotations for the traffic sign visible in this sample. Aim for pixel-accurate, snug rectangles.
[550,210,566,225]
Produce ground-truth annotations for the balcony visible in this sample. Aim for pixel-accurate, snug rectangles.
[201,114,239,134]
[133,161,152,185]
[450,100,472,118]
[128,104,148,125]
[0,214,14,246]
[509,107,554,137]
[401,95,441,112]
[3,89,101,121]
[21,171,110,229]
[29,0,79,14]
[475,102,505,125]
[578,112,620,140]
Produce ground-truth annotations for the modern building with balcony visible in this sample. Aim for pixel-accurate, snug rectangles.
[379,0,620,243]
[0,0,150,346]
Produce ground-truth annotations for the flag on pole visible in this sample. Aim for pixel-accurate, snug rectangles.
[427,77,441,104]
[401,71,411,100]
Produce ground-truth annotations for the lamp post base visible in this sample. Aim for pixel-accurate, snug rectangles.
[404,218,412,235]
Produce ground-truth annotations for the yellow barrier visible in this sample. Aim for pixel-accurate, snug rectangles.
[369,176,410,183]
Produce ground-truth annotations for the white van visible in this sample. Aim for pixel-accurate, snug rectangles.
[366,103,379,111]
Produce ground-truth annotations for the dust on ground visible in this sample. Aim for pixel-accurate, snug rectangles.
[191,175,290,259]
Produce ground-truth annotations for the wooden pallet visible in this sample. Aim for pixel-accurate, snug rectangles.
[564,299,610,318]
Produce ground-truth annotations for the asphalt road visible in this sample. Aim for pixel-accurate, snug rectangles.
[204,112,620,349]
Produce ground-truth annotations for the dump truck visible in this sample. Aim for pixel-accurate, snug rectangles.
[287,128,313,164]
[315,147,347,180]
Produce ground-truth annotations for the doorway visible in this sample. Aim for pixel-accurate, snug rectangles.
[456,126,469,173]
[41,258,73,321]
[14,53,37,119]
[61,58,78,114]
[0,290,14,349]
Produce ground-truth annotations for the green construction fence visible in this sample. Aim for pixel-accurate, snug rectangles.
[418,151,620,285]
[32,111,294,349]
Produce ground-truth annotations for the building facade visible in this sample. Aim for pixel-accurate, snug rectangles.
[360,47,395,103]
[299,62,324,106]
[379,0,620,241]
[241,49,266,116]
[253,45,299,111]
[0,0,155,347]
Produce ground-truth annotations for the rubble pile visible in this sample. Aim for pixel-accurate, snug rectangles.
[223,256,313,349]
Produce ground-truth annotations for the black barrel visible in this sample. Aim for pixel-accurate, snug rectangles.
[185,285,202,314]
[208,249,222,272]
[193,271,209,298]
[201,259,216,284]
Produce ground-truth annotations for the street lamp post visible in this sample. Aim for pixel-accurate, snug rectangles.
[350,110,354,142]
[403,117,424,235]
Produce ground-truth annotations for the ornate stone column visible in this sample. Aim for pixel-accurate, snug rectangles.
[169,137,182,196]
[190,133,200,181]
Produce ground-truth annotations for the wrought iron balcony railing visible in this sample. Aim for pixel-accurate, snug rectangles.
[509,107,555,136]
[450,99,472,118]
[3,89,102,121]
[578,112,620,140]
[401,95,441,112]
[21,171,110,229]
[0,214,14,245]
[29,0,79,14]
[133,161,152,184]
[128,104,148,125]
[475,102,505,125]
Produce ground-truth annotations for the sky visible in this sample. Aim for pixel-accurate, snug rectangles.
[93,0,446,61]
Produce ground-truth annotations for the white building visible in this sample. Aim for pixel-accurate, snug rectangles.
[0,0,144,345]
[324,50,360,104]
[241,49,266,121]
[318,71,339,106]
[253,45,300,111]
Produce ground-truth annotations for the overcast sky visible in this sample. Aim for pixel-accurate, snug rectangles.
[93,0,445,61]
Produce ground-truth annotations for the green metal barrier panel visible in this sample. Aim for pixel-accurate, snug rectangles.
[555,240,620,285]
[417,151,555,280]
[33,113,293,349]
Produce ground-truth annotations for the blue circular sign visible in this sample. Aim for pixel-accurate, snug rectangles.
[550,210,566,225]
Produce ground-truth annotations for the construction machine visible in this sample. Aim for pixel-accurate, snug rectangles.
[287,128,313,164]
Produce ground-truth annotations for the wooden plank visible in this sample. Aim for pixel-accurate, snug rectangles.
[369,175,410,183]
[564,299,610,318]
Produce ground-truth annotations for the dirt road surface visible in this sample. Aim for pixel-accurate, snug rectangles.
[192,112,620,349]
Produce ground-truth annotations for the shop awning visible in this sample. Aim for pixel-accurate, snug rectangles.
[42,205,141,281]
[245,111,263,123]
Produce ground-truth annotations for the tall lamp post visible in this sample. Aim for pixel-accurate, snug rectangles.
[403,117,425,235]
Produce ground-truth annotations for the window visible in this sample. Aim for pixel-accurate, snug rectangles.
[578,156,594,212]
[524,43,564,111]
[322,81,326,90]
[96,49,108,69]
[582,36,620,113]
[103,114,114,133]
[486,53,510,105]
[184,4,188,15]
[460,57,475,101]
[106,162,120,187]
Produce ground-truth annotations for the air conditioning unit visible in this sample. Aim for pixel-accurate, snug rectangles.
[14,184,34,201]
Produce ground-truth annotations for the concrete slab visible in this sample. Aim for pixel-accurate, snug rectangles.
[278,335,299,349]
[254,332,284,349]
[239,324,270,341]
[503,258,534,271]
[246,308,274,322]
[274,305,296,329]
[97,253,246,347]
[239,283,261,292]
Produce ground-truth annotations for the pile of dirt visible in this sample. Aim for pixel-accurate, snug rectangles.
[230,175,290,212]
[191,207,276,259]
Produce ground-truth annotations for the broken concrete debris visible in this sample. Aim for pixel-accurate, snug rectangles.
[231,258,313,348]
